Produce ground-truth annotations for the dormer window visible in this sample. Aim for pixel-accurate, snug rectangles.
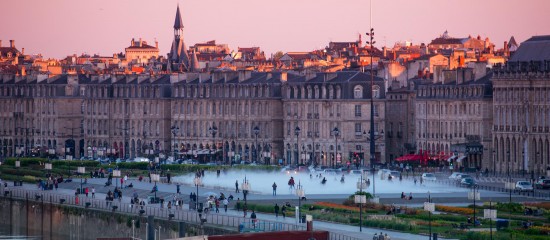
[354,85,363,99]
[372,85,381,99]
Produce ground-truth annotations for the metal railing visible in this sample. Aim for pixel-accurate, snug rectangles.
[1,187,367,240]
[435,179,550,200]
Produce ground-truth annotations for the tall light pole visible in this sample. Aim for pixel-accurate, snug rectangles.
[366,27,377,197]
[253,126,260,163]
[193,176,201,211]
[294,126,301,166]
[356,173,368,232]
[366,129,383,198]
[332,127,340,168]
[171,126,179,163]
[296,181,304,224]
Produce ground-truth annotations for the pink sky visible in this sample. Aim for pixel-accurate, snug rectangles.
[1,0,549,59]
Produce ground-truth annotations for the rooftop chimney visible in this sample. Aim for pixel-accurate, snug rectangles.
[139,38,142,47]
[10,40,15,48]
[0,40,2,47]
[22,48,25,55]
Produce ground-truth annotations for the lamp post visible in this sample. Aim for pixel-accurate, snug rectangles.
[366,27,378,198]
[253,126,260,163]
[424,191,435,240]
[77,166,85,194]
[208,126,218,163]
[295,181,304,224]
[356,173,368,232]
[193,176,201,211]
[365,129,383,198]
[171,126,179,163]
[294,126,301,166]
[332,127,340,168]
[469,184,480,226]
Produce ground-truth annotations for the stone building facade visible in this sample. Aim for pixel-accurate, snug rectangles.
[414,70,493,171]
[282,72,386,168]
[492,35,550,176]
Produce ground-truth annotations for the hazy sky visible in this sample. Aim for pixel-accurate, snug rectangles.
[1,0,549,59]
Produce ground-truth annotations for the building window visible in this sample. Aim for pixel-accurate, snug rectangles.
[354,105,361,117]
[355,123,362,133]
[372,85,380,98]
[354,85,363,99]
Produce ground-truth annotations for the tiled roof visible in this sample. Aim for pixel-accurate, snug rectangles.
[510,35,550,62]
[429,38,463,45]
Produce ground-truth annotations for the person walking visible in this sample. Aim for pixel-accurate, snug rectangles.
[250,210,257,228]
[272,182,277,196]
[223,198,228,212]
[84,187,89,197]
[281,204,286,218]
[243,203,248,217]
[215,199,220,213]
[235,180,239,193]
[274,203,280,218]
[176,184,180,194]
[91,187,95,198]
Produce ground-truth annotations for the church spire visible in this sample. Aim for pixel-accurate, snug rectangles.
[174,4,184,30]
[169,4,190,72]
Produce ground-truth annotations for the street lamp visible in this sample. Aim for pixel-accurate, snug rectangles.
[332,127,340,168]
[208,126,218,163]
[171,126,179,163]
[295,181,304,224]
[469,184,480,226]
[366,27,379,198]
[193,176,202,211]
[424,191,435,240]
[355,173,368,232]
[253,126,260,163]
[294,126,301,166]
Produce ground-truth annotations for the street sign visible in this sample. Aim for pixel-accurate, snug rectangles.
[113,170,121,177]
[424,202,435,212]
[483,209,497,220]
[468,192,480,200]
[354,195,367,204]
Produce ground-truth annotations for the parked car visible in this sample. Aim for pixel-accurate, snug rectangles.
[389,171,401,179]
[460,178,476,187]
[515,181,534,192]
[534,179,550,189]
[421,173,437,181]
[456,174,472,182]
[448,172,463,180]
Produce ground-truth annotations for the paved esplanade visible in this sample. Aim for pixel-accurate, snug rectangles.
[6,175,466,240]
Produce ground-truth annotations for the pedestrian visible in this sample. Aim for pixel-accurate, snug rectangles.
[385,233,391,240]
[75,195,79,205]
[272,182,277,196]
[120,177,124,188]
[274,203,280,218]
[281,205,286,218]
[373,233,378,240]
[250,210,257,228]
[167,201,172,210]
[379,232,385,240]
[176,184,180,194]
[124,175,128,187]
[223,198,228,212]
[92,187,95,198]
[243,203,248,217]
[130,198,135,209]
[54,180,58,191]
[167,171,171,183]
[85,187,89,197]
[215,199,220,213]
[236,198,241,211]
[235,180,239,193]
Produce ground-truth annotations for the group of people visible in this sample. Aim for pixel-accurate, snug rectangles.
[201,192,232,214]
[373,232,391,240]
[400,192,413,200]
